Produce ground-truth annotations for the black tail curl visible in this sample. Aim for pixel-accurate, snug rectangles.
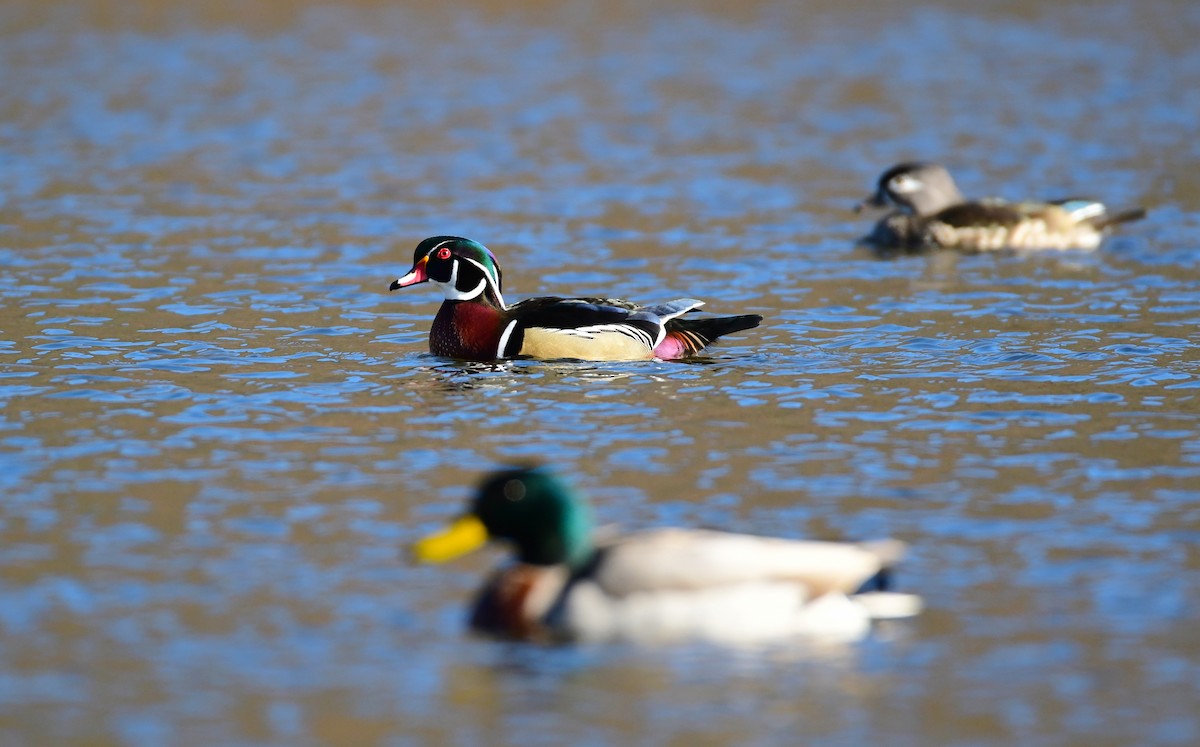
[664,314,763,356]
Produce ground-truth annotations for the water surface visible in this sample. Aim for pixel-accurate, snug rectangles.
[2,1,1199,745]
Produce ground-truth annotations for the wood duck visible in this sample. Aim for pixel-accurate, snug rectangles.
[389,236,763,362]
[856,162,1146,253]
[413,467,922,645]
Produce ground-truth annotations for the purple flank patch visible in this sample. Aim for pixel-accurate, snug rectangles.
[654,335,689,361]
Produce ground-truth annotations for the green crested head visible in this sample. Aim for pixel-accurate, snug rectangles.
[390,235,505,304]
[471,467,596,568]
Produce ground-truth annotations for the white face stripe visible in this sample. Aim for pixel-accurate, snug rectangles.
[435,276,487,301]
[889,174,924,194]
[431,258,483,301]
[459,255,506,308]
[421,243,507,305]
[496,319,519,358]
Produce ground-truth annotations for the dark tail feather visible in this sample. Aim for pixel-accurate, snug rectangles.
[1091,207,1147,229]
[854,567,891,594]
[663,314,762,356]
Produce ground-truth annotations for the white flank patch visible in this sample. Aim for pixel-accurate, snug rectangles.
[853,592,924,619]
[563,581,875,645]
[495,319,519,358]
[593,529,888,595]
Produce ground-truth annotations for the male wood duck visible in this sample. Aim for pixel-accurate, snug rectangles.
[388,236,763,362]
[856,162,1146,253]
[412,467,922,645]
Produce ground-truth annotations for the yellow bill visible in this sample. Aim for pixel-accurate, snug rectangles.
[412,514,489,563]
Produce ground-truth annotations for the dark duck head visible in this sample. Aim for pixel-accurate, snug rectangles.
[857,162,966,217]
[412,466,596,570]
[390,236,506,307]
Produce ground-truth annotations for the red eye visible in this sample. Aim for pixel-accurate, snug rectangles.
[436,246,452,260]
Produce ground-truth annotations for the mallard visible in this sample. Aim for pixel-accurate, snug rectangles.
[388,236,763,362]
[856,162,1146,252]
[413,467,922,645]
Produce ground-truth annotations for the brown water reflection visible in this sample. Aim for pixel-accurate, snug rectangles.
[2,0,1200,745]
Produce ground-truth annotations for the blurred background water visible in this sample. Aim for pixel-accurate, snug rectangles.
[1,1,1199,745]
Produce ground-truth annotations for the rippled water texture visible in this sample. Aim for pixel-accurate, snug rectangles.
[2,1,1199,745]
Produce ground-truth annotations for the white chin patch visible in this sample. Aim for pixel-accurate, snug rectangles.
[435,278,486,301]
[432,258,496,302]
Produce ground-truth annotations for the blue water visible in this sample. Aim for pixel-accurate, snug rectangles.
[1,2,1199,745]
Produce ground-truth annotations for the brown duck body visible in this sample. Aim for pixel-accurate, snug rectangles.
[868,201,1145,253]
[859,163,1145,253]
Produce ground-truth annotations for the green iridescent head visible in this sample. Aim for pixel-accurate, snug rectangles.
[413,467,596,569]
[390,235,505,303]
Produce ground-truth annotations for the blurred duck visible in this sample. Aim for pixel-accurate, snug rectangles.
[389,236,762,362]
[412,467,922,645]
[856,162,1146,253]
